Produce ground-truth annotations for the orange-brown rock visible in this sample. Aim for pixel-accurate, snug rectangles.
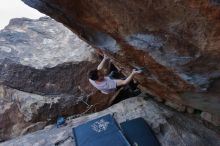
[22,0,220,116]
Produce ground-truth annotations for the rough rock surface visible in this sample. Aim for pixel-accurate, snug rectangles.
[0,17,95,69]
[0,17,97,95]
[0,17,113,141]
[0,85,88,141]
[22,0,220,117]
[1,97,220,146]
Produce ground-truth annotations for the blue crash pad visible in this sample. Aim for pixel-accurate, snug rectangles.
[73,114,131,146]
[120,118,161,146]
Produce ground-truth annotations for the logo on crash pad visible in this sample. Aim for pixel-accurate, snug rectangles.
[91,119,110,133]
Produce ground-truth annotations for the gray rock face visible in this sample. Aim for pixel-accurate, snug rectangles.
[1,97,220,146]
[0,17,98,95]
[0,17,95,69]
[0,17,107,141]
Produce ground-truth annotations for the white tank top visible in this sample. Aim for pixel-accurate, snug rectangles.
[89,77,117,94]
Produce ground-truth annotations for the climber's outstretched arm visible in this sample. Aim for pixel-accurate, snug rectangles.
[115,69,141,86]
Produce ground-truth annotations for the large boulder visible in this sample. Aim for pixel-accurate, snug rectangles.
[0,17,96,95]
[1,97,220,146]
[0,17,113,141]
[21,0,220,117]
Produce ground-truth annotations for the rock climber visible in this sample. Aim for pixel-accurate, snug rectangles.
[88,54,142,94]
